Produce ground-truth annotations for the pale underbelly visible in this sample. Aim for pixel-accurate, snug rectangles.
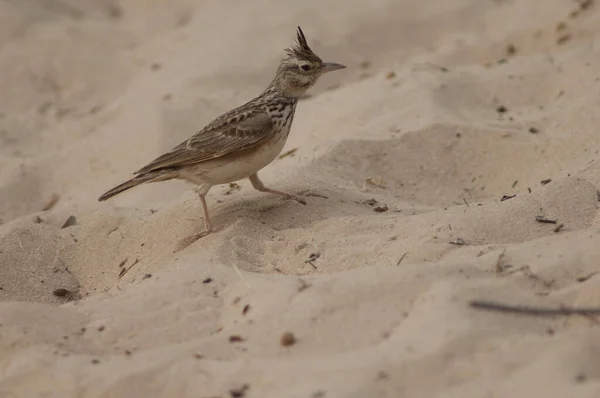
[179,133,289,186]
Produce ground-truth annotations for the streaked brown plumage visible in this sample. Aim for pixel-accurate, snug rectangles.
[98,27,345,248]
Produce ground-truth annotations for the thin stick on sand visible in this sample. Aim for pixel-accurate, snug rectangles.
[469,300,600,316]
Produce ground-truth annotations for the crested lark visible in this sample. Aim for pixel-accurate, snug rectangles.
[98,27,345,245]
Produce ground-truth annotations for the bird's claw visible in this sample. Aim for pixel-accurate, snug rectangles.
[174,230,210,252]
[293,196,308,205]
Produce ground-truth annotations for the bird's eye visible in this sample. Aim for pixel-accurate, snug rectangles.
[300,64,311,71]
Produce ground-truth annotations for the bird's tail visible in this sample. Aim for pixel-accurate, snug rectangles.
[98,173,162,201]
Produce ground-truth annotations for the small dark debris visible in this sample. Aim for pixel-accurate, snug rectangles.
[596,189,600,202]
[540,178,552,185]
[278,148,298,159]
[396,252,409,265]
[107,3,123,18]
[576,272,597,283]
[306,252,320,269]
[34,216,43,224]
[575,373,587,383]
[97,325,105,332]
[553,223,565,233]
[53,288,71,297]
[38,101,52,114]
[374,204,389,213]
[506,43,517,56]
[449,237,467,245]
[579,0,594,11]
[297,279,310,292]
[150,63,162,71]
[202,277,213,284]
[312,391,326,398]
[364,198,377,206]
[359,60,371,69]
[193,353,204,360]
[496,105,508,113]
[142,273,152,280]
[501,194,516,201]
[528,187,532,193]
[546,327,555,335]
[91,359,100,365]
[528,127,539,134]
[61,215,77,229]
[55,108,71,120]
[557,34,571,45]
[377,371,389,380]
[118,257,140,279]
[124,350,132,356]
[307,252,320,262]
[242,305,250,315]
[230,384,250,398]
[385,71,396,79]
[280,331,297,347]
[512,180,518,188]
[535,215,557,224]
[229,335,244,343]
[89,104,103,114]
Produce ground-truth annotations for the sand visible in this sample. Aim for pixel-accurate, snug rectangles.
[2,0,600,396]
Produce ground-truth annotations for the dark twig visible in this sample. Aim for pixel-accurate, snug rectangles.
[469,300,600,316]
[494,249,507,273]
[396,252,408,265]
[305,252,320,269]
[449,237,467,245]
[118,257,140,279]
[535,215,557,224]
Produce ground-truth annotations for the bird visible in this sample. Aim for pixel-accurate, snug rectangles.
[98,26,346,247]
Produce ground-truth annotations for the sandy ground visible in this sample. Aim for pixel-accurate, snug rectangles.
[2,0,600,396]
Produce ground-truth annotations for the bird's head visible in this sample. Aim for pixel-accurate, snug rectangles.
[273,27,346,97]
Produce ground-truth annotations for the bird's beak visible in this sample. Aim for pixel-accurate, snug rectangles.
[322,62,346,73]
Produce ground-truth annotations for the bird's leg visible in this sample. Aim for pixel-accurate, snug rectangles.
[248,173,306,205]
[174,184,213,252]
[197,194,212,236]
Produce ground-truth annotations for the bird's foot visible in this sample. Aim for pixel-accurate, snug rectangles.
[260,187,308,205]
[298,189,328,200]
[174,229,211,253]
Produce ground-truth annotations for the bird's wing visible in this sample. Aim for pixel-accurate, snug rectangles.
[134,108,274,175]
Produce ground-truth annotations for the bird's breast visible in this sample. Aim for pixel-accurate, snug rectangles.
[267,102,297,136]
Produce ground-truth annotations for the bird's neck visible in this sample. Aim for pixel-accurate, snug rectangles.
[264,75,308,99]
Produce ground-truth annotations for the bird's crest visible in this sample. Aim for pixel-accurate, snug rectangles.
[285,26,321,63]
